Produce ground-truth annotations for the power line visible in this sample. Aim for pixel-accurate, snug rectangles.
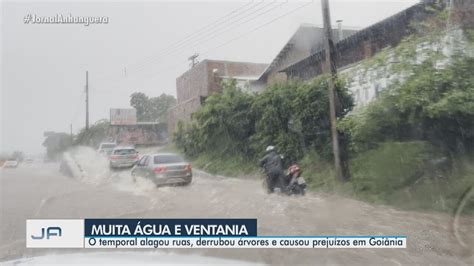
[131,1,314,83]
[93,1,313,91]
[133,1,287,74]
[93,1,264,85]
[131,1,279,73]
[126,1,263,71]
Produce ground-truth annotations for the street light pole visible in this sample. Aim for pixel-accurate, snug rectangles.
[321,0,344,181]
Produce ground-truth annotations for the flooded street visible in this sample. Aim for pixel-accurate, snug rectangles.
[3,0,474,265]
[1,147,472,265]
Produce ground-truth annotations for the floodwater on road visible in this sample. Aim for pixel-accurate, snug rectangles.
[0,147,473,265]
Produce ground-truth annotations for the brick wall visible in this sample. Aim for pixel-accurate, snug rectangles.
[169,60,267,135]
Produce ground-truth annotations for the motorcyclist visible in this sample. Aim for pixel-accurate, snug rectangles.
[259,146,284,193]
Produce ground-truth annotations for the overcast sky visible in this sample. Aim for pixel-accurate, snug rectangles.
[1,0,418,154]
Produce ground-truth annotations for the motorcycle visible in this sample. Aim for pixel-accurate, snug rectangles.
[282,164,307,196]
[262,164,306,196]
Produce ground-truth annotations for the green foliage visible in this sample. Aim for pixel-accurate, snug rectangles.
[192,152,258,177]
[174,77,353,165]
[174,121,203,157]
[298,149,339,191]
[350,141,437,194]
[302,141,474,214]
[294,76,353,160]
[251,82,301,162]
[42,132,72,160]
[130,92,176,122]
[194,80,256,156]
[75,119,110,148]
[340,57,474,154]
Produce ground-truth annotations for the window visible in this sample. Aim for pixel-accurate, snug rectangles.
[154,154,184,164]
[113,149,136,155]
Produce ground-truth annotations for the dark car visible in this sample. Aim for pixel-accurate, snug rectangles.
[131,153,192,186]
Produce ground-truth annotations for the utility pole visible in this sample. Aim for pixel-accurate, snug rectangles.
[70,124,73,144]
[321,0,345,181]
[85,71,89,131]
[188,53,199,68]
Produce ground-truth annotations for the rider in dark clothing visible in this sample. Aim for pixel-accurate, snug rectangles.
[260,146,284,193]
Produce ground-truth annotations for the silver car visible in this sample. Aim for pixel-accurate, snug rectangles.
[98,142,117,156]
[109,147,139,169]
[131,153,192,186]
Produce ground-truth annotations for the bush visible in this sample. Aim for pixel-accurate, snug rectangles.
[174,76,353,166]
[250,81,302,163]
[350,141,439,195]
[75,119,110,148]
[339,57,474,155]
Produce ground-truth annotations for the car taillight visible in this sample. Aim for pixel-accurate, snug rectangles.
[110,155,117,160]
[154,166,167,173]
[185,164,192,172]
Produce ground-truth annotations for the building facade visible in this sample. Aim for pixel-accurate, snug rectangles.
[254,24,357,87]
[168,60,268,135]
[280,1,473,107]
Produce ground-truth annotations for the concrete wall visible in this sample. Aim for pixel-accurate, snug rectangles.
[283,2,440,80]
[341,27,472,108]
[109,123,168,146]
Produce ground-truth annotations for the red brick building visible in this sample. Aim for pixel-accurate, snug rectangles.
[168,59,267,135]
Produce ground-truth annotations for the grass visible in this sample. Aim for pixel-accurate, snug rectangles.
[169,141,474,215]
[301,141,474,214]
[165,143,259,178]
[191,152,259,178]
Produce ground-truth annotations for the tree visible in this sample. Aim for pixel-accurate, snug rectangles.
[174,77,354,165]
[251,82,302,163]
[130,92,151,121]
[11,151,24,161]
[190,80,255,156]
[130,92,176,122]
[43,132,72,160]
[294,77,353,160]
[75,119,110,148]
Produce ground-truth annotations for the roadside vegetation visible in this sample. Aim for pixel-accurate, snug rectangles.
[73,92,176,148]
[173,11,474,214]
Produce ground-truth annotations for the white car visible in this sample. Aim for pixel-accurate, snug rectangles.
[97,142,117,156]
[3,160,19,168]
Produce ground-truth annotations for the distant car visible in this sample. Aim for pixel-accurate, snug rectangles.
[98,142,117,156]
[3,159,19,168]
[109,147,139,169]
[25,158,34,164]
[131,153,192,186]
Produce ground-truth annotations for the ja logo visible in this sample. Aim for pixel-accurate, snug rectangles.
[31,227,62,240]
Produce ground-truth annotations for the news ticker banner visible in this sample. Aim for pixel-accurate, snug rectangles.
[26,219,407,249]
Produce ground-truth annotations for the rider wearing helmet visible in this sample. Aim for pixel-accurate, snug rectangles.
[259,145,284,193]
